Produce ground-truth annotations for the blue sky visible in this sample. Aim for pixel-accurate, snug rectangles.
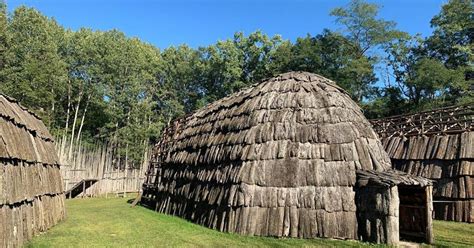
[7,0,446,49]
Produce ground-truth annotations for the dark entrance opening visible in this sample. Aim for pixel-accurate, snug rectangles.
[398,185,430,243]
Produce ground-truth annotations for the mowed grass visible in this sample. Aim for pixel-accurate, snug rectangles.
[26,197,473,247]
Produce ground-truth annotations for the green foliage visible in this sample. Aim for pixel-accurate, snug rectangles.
[0,0,471,167]
[330,0,408,56]
[387,37,467,104]
[200,31,282,103]
[1,7,67,127]
[427,0,473,68]
[327,0,410,103]
[94,30,162,165]
[0,0,7,71]
[284,30,377,101]
[158,45,203,115]
[370,0,473,117]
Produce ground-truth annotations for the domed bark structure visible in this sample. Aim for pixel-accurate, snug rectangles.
[0,94,66,247]
[142,72,433,244]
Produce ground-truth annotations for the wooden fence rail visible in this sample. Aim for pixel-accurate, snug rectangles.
[371,103,473,138]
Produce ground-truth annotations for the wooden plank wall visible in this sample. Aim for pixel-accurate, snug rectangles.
[0,94,66,247]
[380,133,473,222]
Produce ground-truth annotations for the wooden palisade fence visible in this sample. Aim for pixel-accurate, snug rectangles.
[371,103,473,222]
[56,138,148,198]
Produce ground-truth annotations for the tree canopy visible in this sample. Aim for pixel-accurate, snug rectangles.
[0,0,471,167]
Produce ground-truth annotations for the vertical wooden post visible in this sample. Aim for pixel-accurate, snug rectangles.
[82,181,86,198]
[425,185,434,244]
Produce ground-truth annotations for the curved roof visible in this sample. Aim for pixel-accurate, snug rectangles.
[0,93,58,165]
[159,72,392,183]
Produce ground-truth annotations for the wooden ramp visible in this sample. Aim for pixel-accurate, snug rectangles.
[65,179,99,199]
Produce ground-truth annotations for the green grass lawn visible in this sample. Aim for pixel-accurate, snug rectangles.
[26,197,473,247]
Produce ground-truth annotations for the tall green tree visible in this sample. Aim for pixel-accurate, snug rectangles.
[375,0,473,117]
[425,0,473,104]
[58,28,106,158]
[324,0,408,104]
[1,7,67,127]
[387,37,466,107]
[426,0,473,69]
[0,0,7,72]
[272,30,376,102]
[200,31,283,104]
[233,31,283,84]
[330,0,407,57]
[363,0,472,118]
[96,31,161,167]
[158,45,203,116]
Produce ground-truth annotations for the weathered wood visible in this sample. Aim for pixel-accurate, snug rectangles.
[433,199,474,222]
[372,103,474,223]
[371,103,473,138]
[425,185,434,244]
[141,72,432,244]
[355,185,400,244]
[0,94,66,247]
[57,138,148,197]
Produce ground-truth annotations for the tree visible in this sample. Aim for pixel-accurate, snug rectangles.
[158,45,203,115]
[200,31,283,103]
[363,86,407,119]
[425,0,473,104]
[0,0,7,72]
[426,0,473,69]
[330,0,407,57]
[58,29,105,158]
[1,7,67,127]
[379,0,473,115]
[385,36,468,111]
[233,31,283,84]
[95,30,161,167]
[273,30,377,102]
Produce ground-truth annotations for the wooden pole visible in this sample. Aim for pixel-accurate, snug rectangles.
[425,185,434,244]
[82,181,85,198]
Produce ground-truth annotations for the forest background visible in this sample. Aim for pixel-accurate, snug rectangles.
[0,0,472,168]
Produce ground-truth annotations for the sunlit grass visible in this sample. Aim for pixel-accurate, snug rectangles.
[26,197,472,247]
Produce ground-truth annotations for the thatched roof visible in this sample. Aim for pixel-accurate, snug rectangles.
[0,93,58,165]
[160,71,391,173]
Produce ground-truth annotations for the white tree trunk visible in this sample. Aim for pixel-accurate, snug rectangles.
[75,93,91,146]
[68,89,83,160]
[61,82,72,162]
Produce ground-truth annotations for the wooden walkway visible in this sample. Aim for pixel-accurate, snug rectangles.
[65,179,99,199]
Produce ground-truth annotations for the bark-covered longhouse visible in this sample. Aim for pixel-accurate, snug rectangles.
[371,104,473,223]
[0,94,66,247]
[142,72,434,244]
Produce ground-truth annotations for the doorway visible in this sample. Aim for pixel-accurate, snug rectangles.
[398,185,431,243]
